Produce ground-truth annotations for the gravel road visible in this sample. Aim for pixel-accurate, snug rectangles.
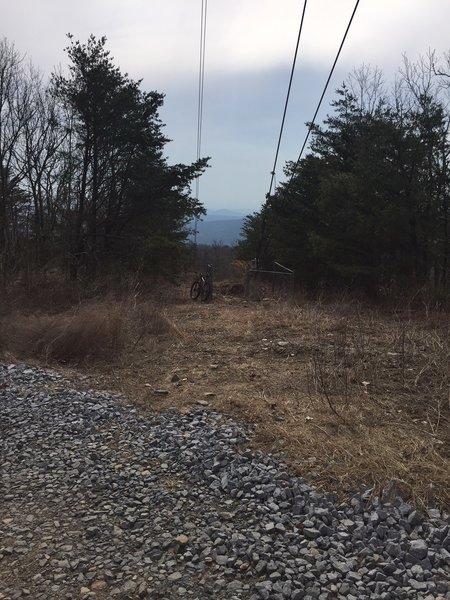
[0,363,449,600]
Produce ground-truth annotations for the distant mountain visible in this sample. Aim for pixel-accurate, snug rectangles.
[188,209,247,246]
[202,208,247,222]
[192,218,244,246]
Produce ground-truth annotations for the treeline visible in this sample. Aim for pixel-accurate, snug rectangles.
[238,56,450,299]
[0,35,208,281]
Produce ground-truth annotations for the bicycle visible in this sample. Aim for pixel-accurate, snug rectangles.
[190,263,213,302]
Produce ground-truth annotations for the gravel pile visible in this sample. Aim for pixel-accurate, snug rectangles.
[0,363,449,600]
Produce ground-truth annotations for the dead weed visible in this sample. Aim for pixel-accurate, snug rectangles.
[0,298,179,364]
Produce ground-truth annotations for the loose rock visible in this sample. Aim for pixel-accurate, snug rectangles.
[0,363,448,600]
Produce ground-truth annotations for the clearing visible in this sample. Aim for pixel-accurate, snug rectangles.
[1,282,449,510]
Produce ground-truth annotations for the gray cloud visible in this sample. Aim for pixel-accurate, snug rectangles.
[3,0,450,212]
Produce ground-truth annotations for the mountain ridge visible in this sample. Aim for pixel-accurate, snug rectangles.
[188,209,247,245]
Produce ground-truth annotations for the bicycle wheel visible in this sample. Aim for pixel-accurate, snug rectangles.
[201,280,212,302]
[190,280,201,300]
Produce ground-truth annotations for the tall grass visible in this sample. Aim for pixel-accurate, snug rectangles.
[0,298,175,365]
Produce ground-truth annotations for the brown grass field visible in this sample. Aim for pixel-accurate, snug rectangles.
[1,279,449,510]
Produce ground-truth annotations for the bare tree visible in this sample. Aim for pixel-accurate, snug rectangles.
[347,64,386,115]
[0,38,36,278]
[21,67,67,264]
[399,52,443,110]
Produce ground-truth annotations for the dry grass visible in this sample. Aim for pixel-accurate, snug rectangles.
[0,279,448,510]
[235,300,449,509]
[98,293,448,511]
[0,297,178,365]
[3,302,130,363]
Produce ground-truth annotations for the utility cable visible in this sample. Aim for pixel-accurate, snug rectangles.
[194,0,208,245]
[196,0,208,196]
[284,0,361,195]
[257,1,309,267]
[267,0,308,198]
[257,0,361,266]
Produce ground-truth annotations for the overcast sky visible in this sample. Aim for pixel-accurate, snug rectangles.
[3,0,450,214]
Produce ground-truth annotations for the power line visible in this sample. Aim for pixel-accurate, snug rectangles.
[194,0,208,245]
[257,0,361,267]
[284,0,361,195]
[196,0,208,198]
[257,1,309,267]
[268,0,308,198]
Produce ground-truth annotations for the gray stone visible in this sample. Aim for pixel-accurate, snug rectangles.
[410,580,427,591]
[255,560,267,575]
[408,511,424,526]
[409,540,428,561]
[303,528,320,540]
[0,363,448,600]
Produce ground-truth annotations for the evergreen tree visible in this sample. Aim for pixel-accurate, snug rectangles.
[52,35,208,278]
[242,65,450,295]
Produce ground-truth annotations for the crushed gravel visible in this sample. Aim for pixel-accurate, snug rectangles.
[0,363,449,600]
